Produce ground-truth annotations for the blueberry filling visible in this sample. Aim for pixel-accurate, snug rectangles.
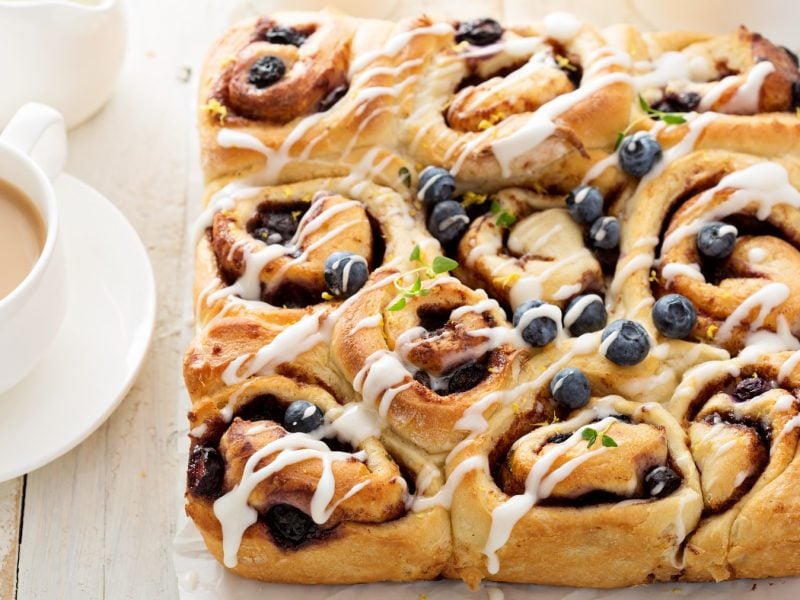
[546,432,573,444]
[318,84,349,112]
[414,359,489,395]
[644,466,681,498]
[652,90,701,113]
[264,504,320,547]
[187,446,225,498]
[247,208,302,245]
[265,25,307,47]
[455,18,504,46]
[249,55,286,89]
[733,377,773,402]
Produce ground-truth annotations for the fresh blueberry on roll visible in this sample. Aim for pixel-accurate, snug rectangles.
[249,55,287,89]
[618,133,662,177]
[589,216,620,250]
[645,466,681,498]
[454,17,503,46]
[283,400,325,433]
[417,166,456,206]
[652,294,697,339]
[324,251,369,298]
[550,367,591,409]
[513,300,559,347]
[265,25,307,47]
[733,377,773,402]
[187,446,224,497]
[565,185,603,225]
[427,200,469,244]
[696,221,737,259]
[601,319,650,366]
[564,294,607,336]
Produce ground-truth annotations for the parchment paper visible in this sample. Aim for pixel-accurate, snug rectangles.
[174,1,800,597]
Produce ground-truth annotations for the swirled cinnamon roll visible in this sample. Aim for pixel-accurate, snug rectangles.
[332,273,537,456]
[446,395,702,588]
[198,10,412,187]
[187,176,428,402]
[398,14,633,191]
[610,151,800,355]
[666,353,800,581]
[185,375,451,583]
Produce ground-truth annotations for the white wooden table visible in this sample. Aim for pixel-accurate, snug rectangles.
[0,1,790,598]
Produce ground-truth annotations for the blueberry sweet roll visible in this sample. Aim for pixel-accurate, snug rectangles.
[446,395,702,588]
[666,353,800,581]
[398,14,633,191]
[185,375,451,583]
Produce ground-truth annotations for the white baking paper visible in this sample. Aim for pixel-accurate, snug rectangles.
[173,1,800,597]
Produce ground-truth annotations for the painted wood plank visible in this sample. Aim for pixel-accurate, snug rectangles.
[0,478,23,600]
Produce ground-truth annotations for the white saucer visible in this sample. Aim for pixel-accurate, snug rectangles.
[0,173,155,481]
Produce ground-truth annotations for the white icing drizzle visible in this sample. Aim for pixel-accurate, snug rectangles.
[607,254,653,308]
[483,413,619,573]
[771,414,800,455]
[747,247,767,264]
[213,429,369,568]
[779,350,800,383]
[553,283,583,300]
[699,61,775,113]
[662,262,705,284]
[715,283,790,344]
[349,23,454,75]
[510,250,591,308]
[490,72,632,177]
[411,455,489,511]
[643,112,721,181]
[350,314,382,335]
[662,162,800,254]
[632,51,713,91]
[541,12,582,42]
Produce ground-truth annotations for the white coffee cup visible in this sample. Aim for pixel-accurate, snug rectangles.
[0,103,68,394]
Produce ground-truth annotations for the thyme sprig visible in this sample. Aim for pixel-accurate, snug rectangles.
[613,95,688,150]
[387,246,459,311]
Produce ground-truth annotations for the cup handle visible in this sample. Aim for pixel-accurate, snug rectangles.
[0,103,67,180]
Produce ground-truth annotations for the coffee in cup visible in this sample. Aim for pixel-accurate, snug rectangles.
[0,178,45,299]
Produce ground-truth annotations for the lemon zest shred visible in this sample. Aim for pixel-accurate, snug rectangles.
[201,99,228,123]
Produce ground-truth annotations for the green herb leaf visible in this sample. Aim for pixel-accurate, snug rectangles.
[432,255,459,274]
[496,211,517,228]
[661,114,687,125]
[409,276,422,294]
[581,427,598,448]
[614,131,624,151]
[409,244,421,262]
[638,94,650,113]
[490,200,502,215]
[388,297,406,311]
[602,434,618,448]
[399,166,411,188]
[419,288,430,296]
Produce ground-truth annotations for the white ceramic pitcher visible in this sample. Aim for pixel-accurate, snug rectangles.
[0,0,127,129]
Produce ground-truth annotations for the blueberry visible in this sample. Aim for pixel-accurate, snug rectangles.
[652,91,701,113]
[252,211,298,245]
[265,504,318,546]
[733,377,772,402]
[248,55,286,89]
[283,400,324,433]
[550,368,591,409]
[324,251,369,298]
[187,446,224,498]
[564,294,607,336]
[565,185,603,224]
[601,319,650,366]
[318,84,349,112]
[619,133,662,178]
[265,26,306,46]
[589,216,620,250]
[417,166,455,206]
[455,18,503,46]
[513,300,559,347]
[447,361,487,394]
[652,294,696,339]
[793,80,800,110]
[427,200,469,244]
[645,466,681,498]
[696,221,737,259]
[783,46,799,68]
[546,433,573,444]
